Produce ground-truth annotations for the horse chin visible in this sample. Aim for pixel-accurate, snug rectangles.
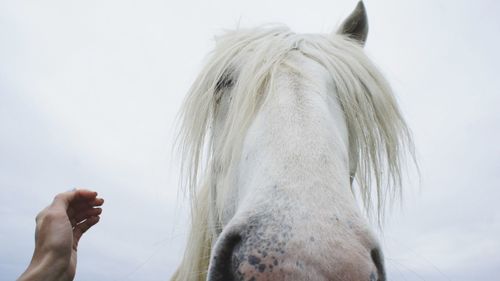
[231,258,380,281]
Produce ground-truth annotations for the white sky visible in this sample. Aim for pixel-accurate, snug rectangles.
[1,0,499,280]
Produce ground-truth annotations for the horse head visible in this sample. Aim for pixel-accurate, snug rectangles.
[174,2,413,280]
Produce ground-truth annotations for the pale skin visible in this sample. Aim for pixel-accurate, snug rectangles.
[17,189,104,281]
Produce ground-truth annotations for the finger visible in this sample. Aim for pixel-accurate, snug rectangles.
[67,198,104,220]
[87,197,104,207]
[68,197,104,213]
[95,197,104,206]
[72,208,102,226]
[52,189,98,210]
[73,216,100,243]
[75,189,99,199]
[70,196,104,208]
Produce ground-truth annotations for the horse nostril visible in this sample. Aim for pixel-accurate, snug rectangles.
[370,248,386,281]
[209,233,242,281]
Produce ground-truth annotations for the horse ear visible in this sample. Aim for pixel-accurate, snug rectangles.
[337,1,369,46]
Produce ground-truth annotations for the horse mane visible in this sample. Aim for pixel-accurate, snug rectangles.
[172,25,415,281]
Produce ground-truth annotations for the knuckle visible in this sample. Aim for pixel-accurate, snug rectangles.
[38,209,64,223]
[53,193,64,201]
[35,209,47,222]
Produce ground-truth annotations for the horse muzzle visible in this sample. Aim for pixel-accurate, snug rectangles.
[206,219,386,281]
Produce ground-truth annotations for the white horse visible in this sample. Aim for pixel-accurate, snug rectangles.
[174,2,414,280]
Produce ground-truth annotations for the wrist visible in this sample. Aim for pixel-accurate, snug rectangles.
[18,253,68,281]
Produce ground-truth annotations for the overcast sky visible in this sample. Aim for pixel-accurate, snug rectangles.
[1,0,499,280]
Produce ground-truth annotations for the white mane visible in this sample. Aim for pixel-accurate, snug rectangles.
[173,26,414,281]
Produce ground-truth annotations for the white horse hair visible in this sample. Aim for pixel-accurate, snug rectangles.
[173,6,414,281]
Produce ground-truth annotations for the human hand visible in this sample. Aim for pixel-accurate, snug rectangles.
[17,189,104,281]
